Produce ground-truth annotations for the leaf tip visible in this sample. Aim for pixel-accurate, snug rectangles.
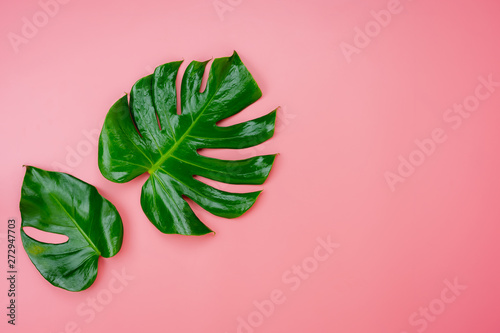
[230,50,241,61]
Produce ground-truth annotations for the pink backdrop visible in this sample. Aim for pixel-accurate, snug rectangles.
[2,0,500,332]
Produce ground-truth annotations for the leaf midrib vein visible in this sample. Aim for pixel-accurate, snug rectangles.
[148,86,221,173]
[49,194,101,256]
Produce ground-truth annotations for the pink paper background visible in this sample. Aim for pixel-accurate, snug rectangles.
[2,0,500,332]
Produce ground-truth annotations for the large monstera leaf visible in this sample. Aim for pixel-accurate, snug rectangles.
[20,166,123,291]
[99,52,276,235]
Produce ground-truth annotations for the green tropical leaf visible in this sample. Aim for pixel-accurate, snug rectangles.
[20,166,123,291]
[99,51,276,235]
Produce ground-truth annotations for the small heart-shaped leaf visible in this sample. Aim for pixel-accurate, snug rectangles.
[20,166,123,291]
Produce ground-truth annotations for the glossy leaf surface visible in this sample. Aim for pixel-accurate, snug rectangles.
[99,52,276,235]
[20,166,123,291]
